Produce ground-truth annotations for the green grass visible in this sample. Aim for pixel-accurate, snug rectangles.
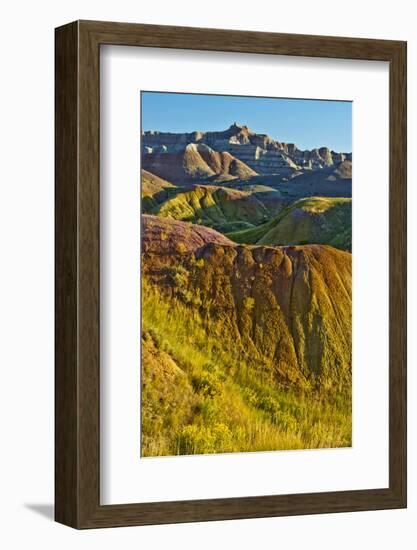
[152,185,270,230]
[227,196,352,251]
[141,277,352,457]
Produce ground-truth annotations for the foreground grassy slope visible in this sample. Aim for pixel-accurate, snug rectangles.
[228,197,352,251]
[142,281,351,456]
[141,215,352,456]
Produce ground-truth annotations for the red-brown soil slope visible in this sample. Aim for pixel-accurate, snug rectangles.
[142,215,351,390]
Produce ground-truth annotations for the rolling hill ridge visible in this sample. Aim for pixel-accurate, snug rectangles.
[228,197,352,251]
[149,184,285,233]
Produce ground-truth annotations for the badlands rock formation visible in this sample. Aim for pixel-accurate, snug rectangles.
[142,122,352,178]
[142,142,257,184]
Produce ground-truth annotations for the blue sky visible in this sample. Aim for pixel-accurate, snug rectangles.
[141,91,352,153]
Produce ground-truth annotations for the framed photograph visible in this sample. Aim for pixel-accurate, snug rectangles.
[55,20,407,528]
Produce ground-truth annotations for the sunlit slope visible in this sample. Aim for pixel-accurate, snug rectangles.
[142,143,257,184]
[141,215,352,456]
[141,169,176,211]
[228,197,352,251]
[150,184,281,232]
[142,214,351,389]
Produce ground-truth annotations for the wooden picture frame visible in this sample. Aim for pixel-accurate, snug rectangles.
[55,20,407,529]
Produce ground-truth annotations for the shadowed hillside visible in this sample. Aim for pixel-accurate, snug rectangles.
[224,163,352,202]
[328,160,352,180]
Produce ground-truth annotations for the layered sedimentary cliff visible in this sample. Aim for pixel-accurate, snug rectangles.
[142,122,352,176]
